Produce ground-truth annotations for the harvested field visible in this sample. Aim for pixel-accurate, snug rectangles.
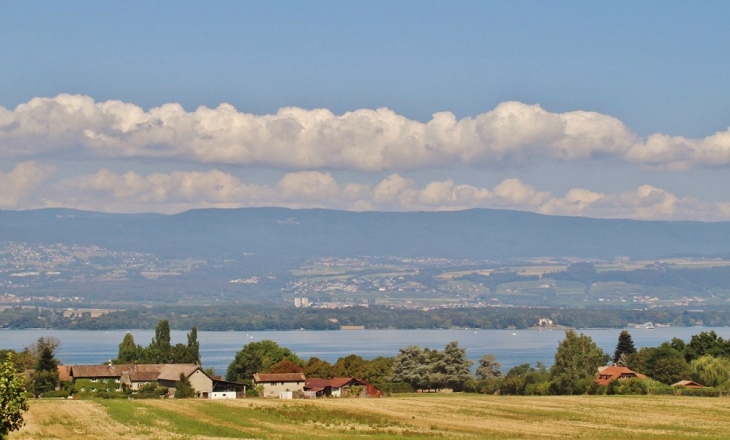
[11,394,730,439]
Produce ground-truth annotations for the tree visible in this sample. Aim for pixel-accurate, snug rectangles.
[362,356,394,383]
[303,357,333,379]
[1,354,28,439]
[634,343,691,385]
[331,355,367,379]
[500,362,550,395]
[115,333,141,364]
[613,330,637,365]
[265,359,302,374]
[475,354,502,380]
[174,373,196,398]
[432,341,473,391]
[392,345,431,391]
[226,340,300,385]
[550,330,609,395]
[691,355,730,387]
[146,320,172,363]
[684,331,730,362]
[186,326,200,364]
[32,337,59,396]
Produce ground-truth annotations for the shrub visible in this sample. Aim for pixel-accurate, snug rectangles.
[41,390,69,398]
[644,379,672,395]
[373,382,414,395]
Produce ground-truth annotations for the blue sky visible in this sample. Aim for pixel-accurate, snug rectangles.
[1,1,730,219]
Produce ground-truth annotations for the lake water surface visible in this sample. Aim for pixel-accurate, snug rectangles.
[3,327,729,374]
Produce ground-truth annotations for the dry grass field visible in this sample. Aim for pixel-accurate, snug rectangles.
[10,394,730,440]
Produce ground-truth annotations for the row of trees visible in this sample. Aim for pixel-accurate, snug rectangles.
[114,320,200,364]
[392,342,473,391]
[623,330,730,387]
[220,333,604,394]
[6,304,730,331]
[222,329,730,396]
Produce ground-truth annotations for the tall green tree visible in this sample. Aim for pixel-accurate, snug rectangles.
[226,340,300,385]
[303,357,333,379]
[392,345,431,391]
[613,330,637,365]
[684,331,730,362]
[186,326,200,364]
[432,341,473,391]
[475,354,502,380]
[32,337,59,396]
[146,320,172,363]
[331,354,367,379]
[115,333,142,364]
[632,343,691,385]
[0,354,28,440]
[550,330,609,395]
[362,356,394,383]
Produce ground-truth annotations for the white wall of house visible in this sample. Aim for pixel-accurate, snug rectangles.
[259,381,304,397]
[131,381,154,391]
[188,370,213,394]
[210,391,237,400]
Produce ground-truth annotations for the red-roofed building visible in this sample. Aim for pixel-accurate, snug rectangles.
[595,366,647,387]
[672,380,703,389]
[304,377,382,398]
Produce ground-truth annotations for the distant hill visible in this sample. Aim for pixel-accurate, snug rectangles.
[1,207,729,260]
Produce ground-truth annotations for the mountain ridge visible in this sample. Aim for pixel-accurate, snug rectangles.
[0,207,728,260]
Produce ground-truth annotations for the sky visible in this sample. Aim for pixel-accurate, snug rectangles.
[2,1,730,220]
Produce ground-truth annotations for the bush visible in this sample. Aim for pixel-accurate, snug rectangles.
[41,390,69,398]
[245,389,258,398]
[644,379,672,395]
[135,382,169,398]
[95,392,126,399]
[373,382,414,395]
[616,378,647,395]
[462,378,502,395]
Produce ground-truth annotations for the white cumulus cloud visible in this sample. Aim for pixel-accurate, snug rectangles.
[3,94,730,171]
[20,167,726,221]
[0,161,55,208]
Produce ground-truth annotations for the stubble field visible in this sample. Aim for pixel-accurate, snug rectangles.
[10,394,730,439]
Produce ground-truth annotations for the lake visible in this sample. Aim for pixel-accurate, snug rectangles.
[2,327,729,375]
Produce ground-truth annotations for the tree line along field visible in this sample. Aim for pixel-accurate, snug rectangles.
[11,394,730,440]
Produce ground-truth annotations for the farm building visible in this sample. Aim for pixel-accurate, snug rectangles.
[63,363,217,397]
[304,377,382,398]
[672,380,703,389]
[252,372,306,397]
[594,366,647,387]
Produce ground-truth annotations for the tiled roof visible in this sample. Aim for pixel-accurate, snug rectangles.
[157,364,202,381]
[70,363,201,381]
[253,373,306,383]
[304,378,332,389]
[595,365,647,386]
[672,380,703,388]
[128,371,161,381]
[304,377,363,389]
[57,365,72,382]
